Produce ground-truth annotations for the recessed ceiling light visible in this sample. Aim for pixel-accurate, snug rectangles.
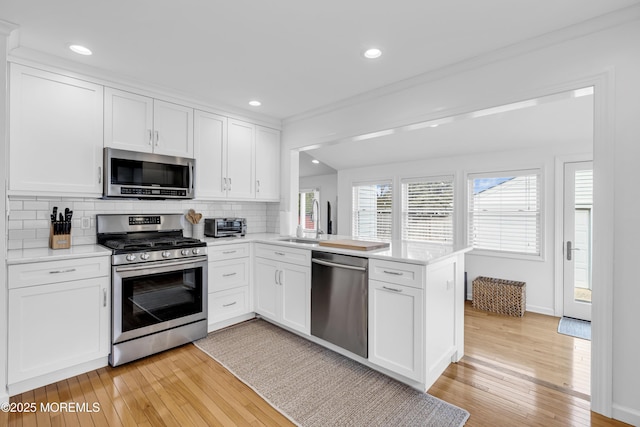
[311,159,320,164]
[363,48,382,59]
[69,44,92,56]
[249,100,262,107]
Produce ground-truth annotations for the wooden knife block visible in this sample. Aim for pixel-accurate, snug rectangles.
[49,224,71,249]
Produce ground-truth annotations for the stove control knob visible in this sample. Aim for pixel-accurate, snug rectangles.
[140,253,150,260]
[192,248,201,255]
[181,249,190,256]
[162,251,171,258]
[126,254,136,262]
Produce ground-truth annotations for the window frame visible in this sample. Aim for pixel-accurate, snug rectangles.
[466,168,544,261]
[351,179,394,240]
[401,175,455,244]
[298,188,319,232]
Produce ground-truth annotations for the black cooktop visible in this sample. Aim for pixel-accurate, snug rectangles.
[99,234,205,254]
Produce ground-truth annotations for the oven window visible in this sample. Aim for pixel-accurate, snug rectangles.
[121,267,203,332]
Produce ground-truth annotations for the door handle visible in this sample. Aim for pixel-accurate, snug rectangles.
[566,241,581,261]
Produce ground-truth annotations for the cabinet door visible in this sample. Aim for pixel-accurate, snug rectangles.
[104,87,154,153]
[254,257,279,320]
[153,100,194,157]
[280,262,310,334]
[255,126,280,201]
[368,279,423,382]
[226,119,255,199]
[9,64,103,196]
[8,277,110,384]
[194,110,227,198]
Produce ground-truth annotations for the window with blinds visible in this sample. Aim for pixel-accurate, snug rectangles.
[468,170,541,256]
[352,182,393,240]
[401,177,454,243]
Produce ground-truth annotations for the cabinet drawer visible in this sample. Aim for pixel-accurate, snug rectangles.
[369,259,424,289]
[208,287,250,324]
[209,258,250,292]
[8,256,110,289]
[207,243,250,261]
[254,243,310,267]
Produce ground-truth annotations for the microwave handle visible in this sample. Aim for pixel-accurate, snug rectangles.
[189,161,194,193]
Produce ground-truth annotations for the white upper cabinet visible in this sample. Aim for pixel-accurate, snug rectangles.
[227,119,256,199]
[194,113,281,201]
[9,64,104,196]
[194,110,227,199]
[104,87,194,158]
[255,126,281,201]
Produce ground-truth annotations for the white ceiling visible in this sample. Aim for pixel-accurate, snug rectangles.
[303,90,594,171]
[1,0,638,120]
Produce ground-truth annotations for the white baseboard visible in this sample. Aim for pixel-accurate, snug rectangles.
[612,403,640,426]
[465,295,555,317]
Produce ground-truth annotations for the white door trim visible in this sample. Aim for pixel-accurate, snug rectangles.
[551,70,615,417]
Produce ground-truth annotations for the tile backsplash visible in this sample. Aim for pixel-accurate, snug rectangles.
[7,196,281,250]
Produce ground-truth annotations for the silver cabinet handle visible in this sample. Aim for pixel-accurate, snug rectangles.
[383,286,403,293]
[147,129,153,145]
[274,252,286,256]
[222,272,237,277]
[98,166,102,184]
[228,177,232,191]
[274,269,279,285]
[279,270,283,285]
[383,270,404,276]
[223,301,237,307]
[222,250,237,255]
[256,180,260,193]
[223,177,227,191]
[49,268,76,274]
[154,130,159,146]
[103,288,107,307]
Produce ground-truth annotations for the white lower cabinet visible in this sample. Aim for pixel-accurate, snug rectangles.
[207,243,252,331]
[254,244,310,334]
[7,256,110,395]
[368,279,424,382]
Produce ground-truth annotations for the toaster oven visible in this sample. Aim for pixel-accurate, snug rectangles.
[204,218,246,238]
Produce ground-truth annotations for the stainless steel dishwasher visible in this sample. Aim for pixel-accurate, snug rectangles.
[311,251,368,358]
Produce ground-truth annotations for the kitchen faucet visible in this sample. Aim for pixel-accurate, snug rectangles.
[312,198,324,238]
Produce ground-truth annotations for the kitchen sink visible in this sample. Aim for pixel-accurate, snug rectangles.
[277,238,320,246]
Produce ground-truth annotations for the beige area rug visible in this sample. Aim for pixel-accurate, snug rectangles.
[195,319,469,426]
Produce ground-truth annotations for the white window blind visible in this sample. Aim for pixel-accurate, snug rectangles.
[402,176,454,243]
[352,182,393,240]
[468,170,541,256]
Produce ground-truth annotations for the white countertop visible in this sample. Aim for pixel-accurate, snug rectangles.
[7,244,112,265]
[207,233,470,265]
[7,233,470,266]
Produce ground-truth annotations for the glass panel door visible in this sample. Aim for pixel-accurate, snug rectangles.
[563,161,593,320]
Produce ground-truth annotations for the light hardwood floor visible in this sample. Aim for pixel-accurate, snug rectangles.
[2,303,629,426]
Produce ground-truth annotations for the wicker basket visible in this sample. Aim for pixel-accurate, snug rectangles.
[472,276,526,317]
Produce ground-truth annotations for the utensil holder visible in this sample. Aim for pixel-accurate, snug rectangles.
[192,222,204,240]
[183,223,193,238]
[49,224,71,249]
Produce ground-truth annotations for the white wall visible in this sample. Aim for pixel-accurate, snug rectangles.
[0,22,15,405]
[336,143,590,316]
[299,173,338,234]
[281,12,640,424]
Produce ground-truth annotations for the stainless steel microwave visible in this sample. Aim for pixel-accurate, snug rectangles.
[103,148,195,199]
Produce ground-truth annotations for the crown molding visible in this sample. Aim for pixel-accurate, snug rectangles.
[283,3,640,126]
[0,19,19,36]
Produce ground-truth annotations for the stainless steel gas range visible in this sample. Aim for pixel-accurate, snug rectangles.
[97,214,208,367]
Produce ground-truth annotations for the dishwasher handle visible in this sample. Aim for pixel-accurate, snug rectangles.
[312,258,367,272]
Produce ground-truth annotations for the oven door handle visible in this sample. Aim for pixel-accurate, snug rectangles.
[114,258,206,273]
